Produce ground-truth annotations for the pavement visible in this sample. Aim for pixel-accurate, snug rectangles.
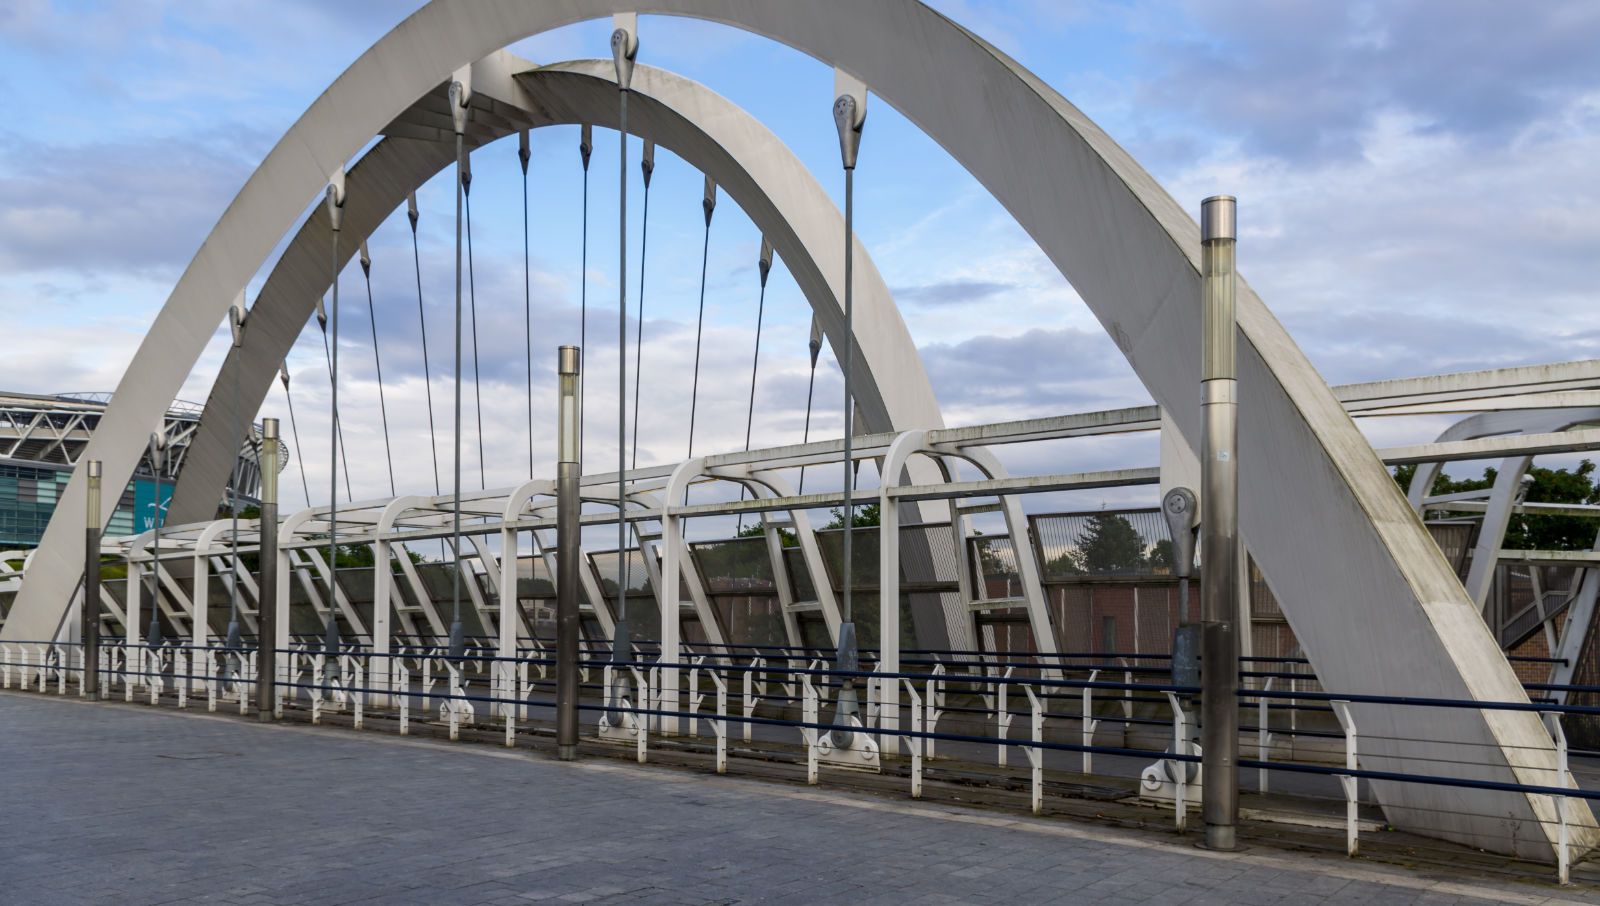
[1,690,1595,905]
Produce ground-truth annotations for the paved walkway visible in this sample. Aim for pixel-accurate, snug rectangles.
[1,692,1592,905]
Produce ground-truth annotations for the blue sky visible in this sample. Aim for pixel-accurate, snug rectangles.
[1,1,1598,515]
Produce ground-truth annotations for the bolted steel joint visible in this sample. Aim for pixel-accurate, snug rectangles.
[758,236,774,287]
[641,139,655,187]
[518,128,531,174]
[406,191,419,231]
[358,240,371,277]
[702,174,717,226]
[579,123,593,171]
[278,360,291,390]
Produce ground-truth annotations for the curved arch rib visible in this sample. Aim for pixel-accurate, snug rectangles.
[7,0,1588,858]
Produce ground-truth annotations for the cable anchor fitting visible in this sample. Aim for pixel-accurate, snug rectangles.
[611,13,639,92]
[758,236,774,288]
[227,290,247,349]
[702,174,717,227]
[325,168,345,233]
[833,70,868,171]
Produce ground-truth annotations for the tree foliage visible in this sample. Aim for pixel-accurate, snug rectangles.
[1075,512,1149,573]
[1393,459,1600,550]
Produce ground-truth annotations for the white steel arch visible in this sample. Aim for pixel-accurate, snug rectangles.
[5,0,1591,858]
[164,53,941,526]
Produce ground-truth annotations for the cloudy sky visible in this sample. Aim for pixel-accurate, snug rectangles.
[1,1,1597,520]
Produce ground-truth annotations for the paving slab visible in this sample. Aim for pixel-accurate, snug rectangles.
[0,691,1594,906]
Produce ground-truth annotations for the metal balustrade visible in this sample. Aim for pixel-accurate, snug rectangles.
[3,637,1596,884]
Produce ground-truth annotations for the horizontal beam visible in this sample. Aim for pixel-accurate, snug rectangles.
[1378,428,1600,466]
[1428,501,1600,518]
[887,468,1160,502]
[1338,360,1600,409]
[1498,550,1600,567]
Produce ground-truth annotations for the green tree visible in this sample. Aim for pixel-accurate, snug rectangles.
[1393,460,1600,551]
[737,521,797,547]
[1076,512,1148,573]
[1148,538,1175,573]
[823,503,880,529]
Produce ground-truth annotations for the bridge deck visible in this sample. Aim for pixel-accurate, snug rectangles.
[1,691,1590,905]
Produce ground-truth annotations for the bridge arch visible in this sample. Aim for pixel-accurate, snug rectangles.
[4,0,1588,858]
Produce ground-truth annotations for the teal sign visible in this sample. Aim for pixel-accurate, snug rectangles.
[133,480,172,532]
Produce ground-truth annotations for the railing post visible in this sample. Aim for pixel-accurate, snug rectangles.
[1331,700,1359,857]
[802,674,819,785]
[904,678,924,799]
[1166,690,1188,832]
[1545,711,1570,884]
[395,660,410,735]
[997,666,1013,767]
[712,668,728,774]
[1024,684,1043,815]
[1082,668,1099,774]
[1258,676,1275,793]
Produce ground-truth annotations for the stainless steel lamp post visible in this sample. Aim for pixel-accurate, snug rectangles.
[1199,195,1241,851]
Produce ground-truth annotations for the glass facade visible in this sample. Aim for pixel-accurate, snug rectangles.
[0,460,135,549]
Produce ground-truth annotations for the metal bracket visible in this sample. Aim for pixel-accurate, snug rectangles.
[227,290,247,348]
[611,13,638,91]
[832,68,867,170]
[325,167,345,232]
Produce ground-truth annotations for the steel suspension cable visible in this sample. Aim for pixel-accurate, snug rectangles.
[464,178,486,489]
[406,193,441,496]
[448,80,469,659]
[629,140,654,470]
[278,363,312,507]
[685,175,717,459]
[225,298,246,661]
[613,25,637,659]
[736,239,774,532]
[832,82,866,736]
[578,124,593,467]
[145,431,165,647]
[840,166,856,628]
[313,299,353,501]
[359,242,396,496]
[324,177,345,661]
[520,129,534,477]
